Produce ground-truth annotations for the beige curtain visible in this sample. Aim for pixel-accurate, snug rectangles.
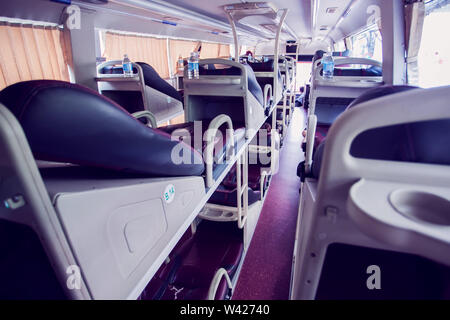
[200,42,221,59]
[168,39,197,74]
[103,32,170,78]
[218,44,231,58]
[405,1,425,85]
[0,23,71,90]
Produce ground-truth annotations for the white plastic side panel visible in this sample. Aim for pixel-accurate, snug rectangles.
[52,176,205,299]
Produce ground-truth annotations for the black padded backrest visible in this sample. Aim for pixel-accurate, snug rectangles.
[198,63,264,107]
[136,62,183,102]
[244,64,264,107]
[0,80,204,176]
[99,62,182,102]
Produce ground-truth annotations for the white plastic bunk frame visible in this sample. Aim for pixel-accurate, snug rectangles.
[304,57,383,174]
[95,60,184,126]
[225,6,288,132]
[291,86,450,300]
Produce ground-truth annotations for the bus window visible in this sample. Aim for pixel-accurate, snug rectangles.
[296,61,312,88]
[417,0,450,88]
[347,24,382,62]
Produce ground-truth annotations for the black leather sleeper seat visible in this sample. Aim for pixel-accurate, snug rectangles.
[0,80,204,177]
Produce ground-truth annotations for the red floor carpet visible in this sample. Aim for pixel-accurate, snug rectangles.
[233,108,305,300]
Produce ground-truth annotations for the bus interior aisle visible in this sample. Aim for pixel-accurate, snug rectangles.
[233,107,306,300]
[0,0,450,303]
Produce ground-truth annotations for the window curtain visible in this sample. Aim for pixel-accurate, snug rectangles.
[199,42,221,59]
[404,1,425,85]
[0,23,72,90]
[103,31,170,78]
[218,44,231,58]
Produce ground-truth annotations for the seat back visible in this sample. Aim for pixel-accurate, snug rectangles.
[97,61,184,125]
[315,85,450,261]
[183,59,266,138]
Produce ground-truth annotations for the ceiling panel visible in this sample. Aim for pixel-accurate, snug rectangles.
[156,0,313,40]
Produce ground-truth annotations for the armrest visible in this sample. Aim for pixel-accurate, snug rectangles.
[132,111,157,128]
[207,268,233,300]
[204,114,235,188]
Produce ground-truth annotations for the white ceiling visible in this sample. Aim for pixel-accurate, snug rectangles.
[155,0,312,40]
[79,0,384,47]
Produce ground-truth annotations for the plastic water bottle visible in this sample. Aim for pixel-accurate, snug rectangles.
[177,54,184,74]
[322,52,334,80]
[188,52,199,79]
[122,54,133,77]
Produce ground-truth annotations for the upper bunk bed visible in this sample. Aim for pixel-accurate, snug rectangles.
[95,61,184,127]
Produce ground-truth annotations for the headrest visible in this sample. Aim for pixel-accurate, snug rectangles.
[346,85,417,110]
[349,85,450,166]
[0,80,204,176]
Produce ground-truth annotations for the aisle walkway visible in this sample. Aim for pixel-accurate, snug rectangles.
[233,108,305,300]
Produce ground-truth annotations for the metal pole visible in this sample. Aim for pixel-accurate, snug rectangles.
[225,10,240,61]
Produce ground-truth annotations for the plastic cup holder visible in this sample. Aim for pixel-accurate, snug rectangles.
[389,189,450,226]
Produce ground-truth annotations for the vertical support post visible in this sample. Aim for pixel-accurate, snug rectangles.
[236,146,248,229]
[271,8,289,138]
[274,9,289,103]
[381,0,406,85]
[225,11,240,61]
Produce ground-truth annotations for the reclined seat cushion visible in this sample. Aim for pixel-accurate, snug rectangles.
[0,80,203,176]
